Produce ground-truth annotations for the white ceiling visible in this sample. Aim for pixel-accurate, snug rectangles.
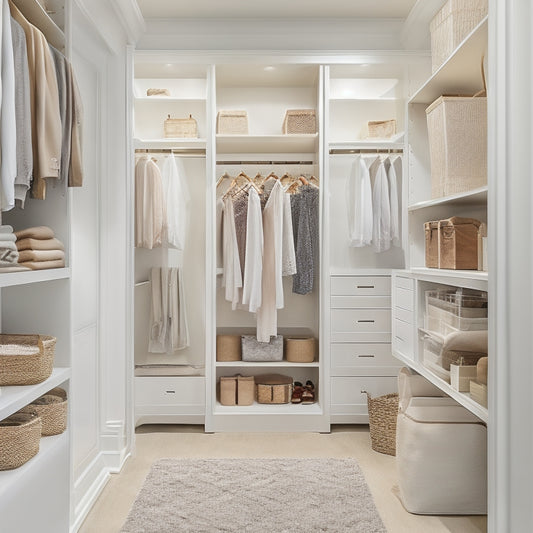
[137,0,418,19]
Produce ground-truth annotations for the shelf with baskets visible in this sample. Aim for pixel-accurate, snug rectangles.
[133,138,207,150]
[409,268,488,291]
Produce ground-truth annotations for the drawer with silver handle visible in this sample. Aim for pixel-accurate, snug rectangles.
[331,308,391,342]
[331,276,391,297]
[330,343,399,376]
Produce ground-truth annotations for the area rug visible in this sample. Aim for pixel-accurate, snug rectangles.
[121,458,386,532]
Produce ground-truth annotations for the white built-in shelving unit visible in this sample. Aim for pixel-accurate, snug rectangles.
[391,10,489,422]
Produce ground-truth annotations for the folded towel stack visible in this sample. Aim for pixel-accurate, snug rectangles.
[0,225,30,272]
[14,226,65,270]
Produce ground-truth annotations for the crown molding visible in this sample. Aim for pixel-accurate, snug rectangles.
[110,0,146,44]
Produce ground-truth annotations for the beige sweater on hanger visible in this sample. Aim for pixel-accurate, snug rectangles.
[10,0,61,200]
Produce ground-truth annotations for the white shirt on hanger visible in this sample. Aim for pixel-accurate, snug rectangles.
[371,157,391,253]
[388,155,402,248]
[281,191,297,276]
[222,195,242,310]
[346,155,373,247]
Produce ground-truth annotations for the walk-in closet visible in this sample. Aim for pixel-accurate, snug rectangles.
[1,0,533,532]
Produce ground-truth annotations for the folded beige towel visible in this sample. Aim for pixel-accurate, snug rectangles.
[0,265,32,272]
[15,226,55,240]
[16,237,65,251]
[443,330,488,354]
[18,249,65,263]
[19,259,66,270]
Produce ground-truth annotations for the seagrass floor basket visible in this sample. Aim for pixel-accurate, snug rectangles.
[29,388,68,436]
[0,334,56,385]
[364,391,399,456]
[0,409,42,470]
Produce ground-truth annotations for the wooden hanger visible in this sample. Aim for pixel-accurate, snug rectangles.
[236,171,262,194]
[216,172,231,188]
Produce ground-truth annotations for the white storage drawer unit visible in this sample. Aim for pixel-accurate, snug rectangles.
[135,376,206,426]
[331,376,398,423]
[331,276,391,296]
[392,273,416,361]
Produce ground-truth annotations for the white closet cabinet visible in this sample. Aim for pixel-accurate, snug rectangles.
[0,2,70,531]
[391,14,489,423]
[132,57,209,426]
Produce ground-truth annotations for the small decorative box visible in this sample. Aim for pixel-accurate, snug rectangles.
[450,364,477,392]
[164,114,198,138]
[216,110,248,134]
[255,374,293,404]
[367,119,396,138]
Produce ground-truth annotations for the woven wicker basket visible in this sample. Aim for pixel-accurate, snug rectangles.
[364,391,399,456]
[367,119,396,139]
[286,337,316,363]
[0,335,56,386]
[217,110,248,134]
[147,88,170,96]
[0,408,42,470]
[426,96,487,198]
[282,109,316,134]
[164,114,198,138]
[29,388,68,436]
[216,335,242,362]
[255,374,293,404]
[430,0,488,72]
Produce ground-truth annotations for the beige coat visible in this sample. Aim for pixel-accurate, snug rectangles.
[10,1,61,200]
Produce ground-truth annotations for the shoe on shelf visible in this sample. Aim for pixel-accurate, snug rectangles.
[301,380,315,404]
[291,381,304,404]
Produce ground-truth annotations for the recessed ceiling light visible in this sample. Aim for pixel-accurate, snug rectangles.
[360,64,370,68]
[264,66,275,71]
[165,63,173,67]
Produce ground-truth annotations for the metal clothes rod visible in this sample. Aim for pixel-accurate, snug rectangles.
[135,148,206,157]
[216,160,315,165]
[329,149,403,155]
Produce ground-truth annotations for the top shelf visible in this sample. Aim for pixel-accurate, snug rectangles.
[409,17,488,105]
[216,134,318,154]
[13,0,65,51]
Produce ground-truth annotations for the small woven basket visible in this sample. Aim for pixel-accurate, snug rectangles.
[0,408,42,470]
[29,387,68,436]
[147,88,170,96]
[0,334,56,386]
[216,335,242,362]
[286,337,316,363]
[364,391,399,456]
[164,114,198,138]
[282,109,316,134]
[217,110,248,134]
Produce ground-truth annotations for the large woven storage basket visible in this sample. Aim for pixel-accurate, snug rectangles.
[255,374,293,404]
[216,335,241,362]
[0,409,42,470]
[217,110,248,134]
[364,391,399,456]
[164,114,198,138]
[430,0,488,72]
[0,334,56,385]
[285,337,316,363]
[426,96,487,198]
[29,387,68,436]
[282,109,316,134]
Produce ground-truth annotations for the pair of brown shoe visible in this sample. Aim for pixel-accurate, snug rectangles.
[291,380,315,404]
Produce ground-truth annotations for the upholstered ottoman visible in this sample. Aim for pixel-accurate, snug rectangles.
[397,397,487,515]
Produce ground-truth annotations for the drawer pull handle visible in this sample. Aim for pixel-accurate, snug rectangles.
[358,354,375,358]
[357,285,375,289]
[357,319,375,323]
[165,390,176,394]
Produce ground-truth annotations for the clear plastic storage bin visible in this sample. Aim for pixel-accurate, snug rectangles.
[422,335,450,382]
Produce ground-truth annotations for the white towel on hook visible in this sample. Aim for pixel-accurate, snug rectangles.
[162,154,190,250]
[388,155,402,247]
[346,155,373,247]
[371,157,391,253]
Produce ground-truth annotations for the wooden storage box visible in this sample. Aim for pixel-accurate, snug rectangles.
[470,380,488,407]
[255,374,293,404]
[241,335,283,362]
[0,334,56,385]
[426,96,487,198]
[438,217,482,270]
[0,409,42,470]
[164,114,198,138]
[219,375,255,406]
[367,119,396,139]
[424,221,440,268]
[282,109,316,134]
[430,0,488,72]
[285,337,316,363]
[216,335,241,362]
[217,110,248,134]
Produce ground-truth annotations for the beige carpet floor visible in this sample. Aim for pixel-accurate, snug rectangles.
[80,425,487,533]
[121,458,386,532]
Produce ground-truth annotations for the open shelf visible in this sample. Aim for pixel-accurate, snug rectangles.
[214,401,322,415]
[216,134,318,154]
[408,186,488,211]
[134,96,206,103]
[393,349,487,422]
[409,17,488,105]
[216,361,319,368]
[0,368,70,421]
[329,140,404,152]
[0,268,70,289]
[409,268,488,290]
[134,138,207,150]
[12,0,65,51]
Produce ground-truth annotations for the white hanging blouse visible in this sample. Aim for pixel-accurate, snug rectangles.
[222,195,242,310]
[371,158,391,253]
[346,155,373,247]
[388,156,402,248]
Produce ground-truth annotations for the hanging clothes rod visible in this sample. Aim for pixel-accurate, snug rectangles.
[135,148,206,157]
[216,160,315,165]
[329,148,403,155]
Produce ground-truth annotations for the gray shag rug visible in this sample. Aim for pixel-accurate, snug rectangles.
[121,458,386,533]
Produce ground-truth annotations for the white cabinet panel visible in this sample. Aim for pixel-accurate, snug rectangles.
[135,376,206,407]
[395,286,414,312]
[393,318,415,361]
[331,276,391,296]
[395,276,414,290]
